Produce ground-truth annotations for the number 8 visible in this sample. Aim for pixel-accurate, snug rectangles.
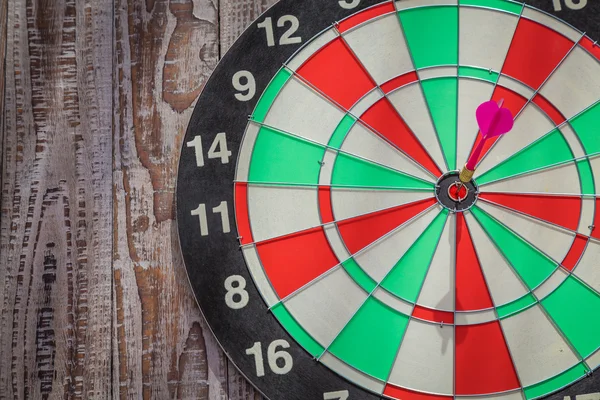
[225,275,250,310]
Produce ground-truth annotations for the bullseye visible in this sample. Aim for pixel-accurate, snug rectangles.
[448,182,469,202]
[435,171,479,212]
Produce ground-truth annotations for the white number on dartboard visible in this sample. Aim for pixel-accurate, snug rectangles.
[191,201,231,236]
[186,133,232,167]
[257,16,302,47]
[233,71,256,102]
[553,0,587,11]
[324,390,350,400]
[245,340,294,377]
[339,0,360,9]
[568,394,600,400]
[225,275,249,310]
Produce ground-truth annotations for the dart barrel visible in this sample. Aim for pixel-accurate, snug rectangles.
[459,166,475,184]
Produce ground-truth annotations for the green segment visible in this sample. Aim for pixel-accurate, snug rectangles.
[458,66,499,83]
[542,276,600,358]
[343,258,377,293]
[524,363,588,400]
[577,159,596,195]
[328,115,356,150]
[570,101,600,155]
[471,207,557,290]
[329,297,409,380]
[381,210,449,303]
[252,69,293,123]
[459,0,523,14]
[497,294,537,319]
[478,130,573,185]
[398,6,458,69]
[272,304,324,358]
[332,153,434,191]
[421,78,459,170]
[249,127,324,185]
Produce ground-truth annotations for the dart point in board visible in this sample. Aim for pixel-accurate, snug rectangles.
[459,99,515,184]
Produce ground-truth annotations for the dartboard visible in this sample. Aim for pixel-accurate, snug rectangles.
[176,1,600,399]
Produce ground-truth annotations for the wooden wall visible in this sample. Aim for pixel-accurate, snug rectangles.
[0,0,276,398]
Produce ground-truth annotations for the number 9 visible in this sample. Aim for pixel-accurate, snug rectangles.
[233,70,256,102]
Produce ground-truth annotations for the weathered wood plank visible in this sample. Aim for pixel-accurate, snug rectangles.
[112,0,230,398]
[0,0,113,398]
[0,0,9,207]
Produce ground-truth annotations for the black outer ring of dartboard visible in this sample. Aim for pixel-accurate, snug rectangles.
[176,1,600,399]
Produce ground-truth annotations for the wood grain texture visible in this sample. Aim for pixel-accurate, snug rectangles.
[0,0,113,398]
[1,0,278,398]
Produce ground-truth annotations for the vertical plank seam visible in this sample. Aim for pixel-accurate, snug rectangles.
[111,0,116,398]
[0,0,8,232]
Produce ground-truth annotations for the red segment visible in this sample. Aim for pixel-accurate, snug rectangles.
[533,94,567,126]
[502,18,574,90]
[456,321,520,395]
[580,37,600,61]
[449,184,468,202]
[337,198,436,255]
[381,71,419,94]
[361,98,442,177]
[593,199,600,240]
[479,193,582,231]
[456,213,494,311]
[297,38,376,109]
[234,183,253,245]
[468,86,526,166]
[384,385,452,400]
[318,186,334,224]
[337,2,395,33]
[257,228,339,298]
[412,305,454,324]
[562,235,589,271]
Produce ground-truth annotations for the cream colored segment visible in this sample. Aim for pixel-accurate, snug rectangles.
[578,198,596,236]
[465,212,529,307]
[242,246,279,307]
[482,162,582,195]
[373,288,414,316]
[354,206,439,283]
[416,213,455,311]
[590,156,600,195]
[500,304,580,387]
[533,268,568,301]
[342,122,433,182]
[388,318,454,395]
[455,309,497,325]
[587,347,600,370]
[388,84,447,171]
[324,225,351,262]
[236,122,260,181]
[320,352,385,394]
[560,124,586,159]
[286,29,338,71]
[331,189,432,222]
[477,104,556,176]
[264,77,345,145]
[349,88,383,117]
[319,149,337,186]
[418,66,457,80]
[497,75,535,97]
[459,7,519,72]
[457,79,495,171]
[248,186,320,243]
[284,267,367,347]
[456,392,524,400]
[395,0,456,10]
[477,201,575,265]
[522,7,582,43]
[540,47,600,120]
[343,13,413,85]
[574,240,600,294]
